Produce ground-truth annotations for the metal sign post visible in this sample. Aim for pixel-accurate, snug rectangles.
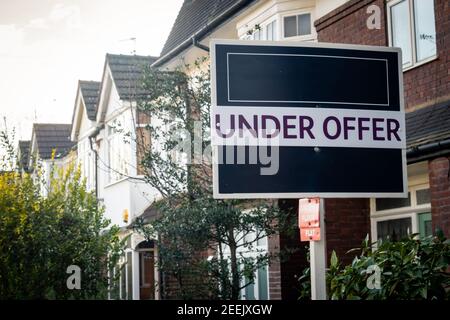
[309,199,327,300]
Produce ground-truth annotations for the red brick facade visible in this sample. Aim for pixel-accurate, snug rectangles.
[316,0,450,112]
[325,199,370,265]
[315,0,450,260]
[402,0,450,111]
[429,157,450,237]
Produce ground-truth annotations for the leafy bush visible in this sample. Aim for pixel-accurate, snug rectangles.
[0,163,123,299]
[299,234,450,300]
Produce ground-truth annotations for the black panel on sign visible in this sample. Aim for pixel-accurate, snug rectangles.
[227,54,388,105]
[215,44,400,111]
[217,146,404,194]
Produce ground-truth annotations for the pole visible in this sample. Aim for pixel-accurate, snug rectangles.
[310,198,327,300]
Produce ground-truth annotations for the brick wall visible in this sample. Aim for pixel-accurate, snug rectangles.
[267,233,282,300]
[402,0,450,111]
[315,0,386,46]
[315,0,450,112]
[429,157,450,237]
[325,199,370,265]
[314,0,450,261]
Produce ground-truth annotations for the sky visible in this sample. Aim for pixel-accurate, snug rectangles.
[0,0,183,141]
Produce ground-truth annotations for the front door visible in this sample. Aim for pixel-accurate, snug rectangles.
[139,251,155,300]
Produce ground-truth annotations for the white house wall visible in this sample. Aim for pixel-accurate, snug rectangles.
[76,100,96,192]
[97,68,160,229]
[315,0,349,20]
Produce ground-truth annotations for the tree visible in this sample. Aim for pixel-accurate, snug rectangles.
[133,59,295,299]
[0,129,123,299]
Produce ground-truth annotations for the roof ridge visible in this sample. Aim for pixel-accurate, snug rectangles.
[106,53,159,60]
[79,80,101,84]
[33,123,72,127]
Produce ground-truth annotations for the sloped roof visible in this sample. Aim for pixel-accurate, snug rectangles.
[155,0,256,66]
[106,54,158,100]
[79,80,101,120]
[406,100,450,148]
[18,140,30,171]
[33,123,75,159]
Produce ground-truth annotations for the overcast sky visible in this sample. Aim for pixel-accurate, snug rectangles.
[0,0,183,141]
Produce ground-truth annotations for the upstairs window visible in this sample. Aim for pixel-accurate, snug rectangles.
[243,20,278,41]
[388,0,437,69]
[283,13,311,38]
[265,20,277,41]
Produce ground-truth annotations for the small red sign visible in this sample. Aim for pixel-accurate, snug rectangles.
[298,198,320,228]
[300,227,321,241]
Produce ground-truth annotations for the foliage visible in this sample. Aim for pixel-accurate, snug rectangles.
[133,59,295,299]
[0,130,123,299]
[298,234,450,300]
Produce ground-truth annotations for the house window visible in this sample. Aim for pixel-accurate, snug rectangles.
[114,252,133,300]
[222,227,269,300]
[265,20,277,41]
[78,139,95,191]
[283,13,311,38]
[371,184,432,242]
[241,264,269,300]
[388,0,436,69]
[253,28,262,40]
[107,114,131,183]
[377,217,412,241]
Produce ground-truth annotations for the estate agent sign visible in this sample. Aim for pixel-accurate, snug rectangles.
[211,40,406,199]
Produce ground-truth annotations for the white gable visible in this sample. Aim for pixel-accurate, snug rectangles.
[96,64,123,123]
[71,86,96,141]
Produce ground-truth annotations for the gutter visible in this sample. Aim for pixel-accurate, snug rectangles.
[406,138,450,164]
[152,0,256,68]
[192,37,209,52]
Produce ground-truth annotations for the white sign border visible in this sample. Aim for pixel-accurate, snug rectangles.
[210,39,408,199]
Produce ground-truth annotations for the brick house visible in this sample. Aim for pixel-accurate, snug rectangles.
[314,0,450,264]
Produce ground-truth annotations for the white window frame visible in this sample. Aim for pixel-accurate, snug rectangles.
[241,17,279,41]
[106,111,132,185]
[220,226,270,300]
[262,18,278,41]
[387,0,437,71]
[281,9,316,42]
[370,182,431,242]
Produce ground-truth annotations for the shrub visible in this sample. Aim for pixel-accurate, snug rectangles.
[298,234,450,300]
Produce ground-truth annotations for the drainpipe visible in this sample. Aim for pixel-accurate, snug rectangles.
[157,233,165,300]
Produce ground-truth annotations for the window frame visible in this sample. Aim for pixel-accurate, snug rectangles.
[370,182,431,242]
[220,220,270,300]
[263,18,278,41]
[241,17,279,41]
[106,111,132,185]
[281,9,315,42]
[387,0,437,71]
